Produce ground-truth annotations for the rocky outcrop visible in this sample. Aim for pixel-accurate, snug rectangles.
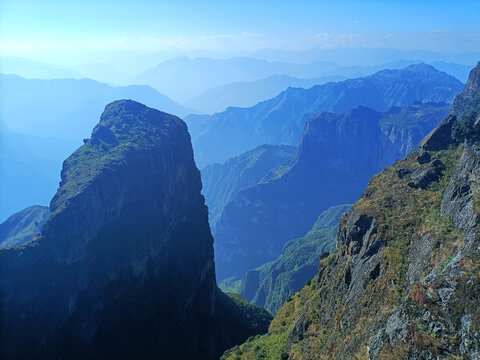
[0,100,269,360]
[421,61,480,151]
[214,102,450,281]
[441,144,480,244]
[420,114,457,151]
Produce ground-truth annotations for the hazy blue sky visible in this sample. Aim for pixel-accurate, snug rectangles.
[1,0,479,64]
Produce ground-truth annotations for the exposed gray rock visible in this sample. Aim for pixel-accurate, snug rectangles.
[441,144,480,244]
[420,114,457,151]
[397,168,411,179]
[407,234,436,286]
[437,287,454,304]
[417,151,431,164]
[408,158,445,189]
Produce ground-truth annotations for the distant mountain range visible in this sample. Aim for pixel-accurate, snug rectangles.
[0,126,78,221]
[186,61,471,114]
[0,74,194,139]
[213,101,451,280]
[186,64,463,168]
[249,46,480,68]
[135,56,340,102]
[0,56,82,79]
[135,57,471,104]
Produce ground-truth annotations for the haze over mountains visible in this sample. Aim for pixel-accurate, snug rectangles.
[2,0,480,357]
[186,61,472,114]
[0,73,193,138]
[0,74,193,220]
[187,64,463,168]
[185,74,346,114]
[1,50,479,359]
[0,61,464,222]
[3,49,474,106]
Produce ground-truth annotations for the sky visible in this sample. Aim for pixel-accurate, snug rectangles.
[1,0,479,66]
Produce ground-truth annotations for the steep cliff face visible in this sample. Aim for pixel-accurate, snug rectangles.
[0,100,269,360]
[186,64,462,167]
[222,62,480,360]
[214,102,450,280]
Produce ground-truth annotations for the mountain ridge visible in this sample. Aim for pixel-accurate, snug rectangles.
[186,64,463,168]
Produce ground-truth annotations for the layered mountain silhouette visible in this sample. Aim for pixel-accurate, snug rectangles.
[186,64,463,168]
[0,100,270,359]
[224,61,480,360]
[0,73,194,139]
[0,126,77,221]
[213,101,451,280]
[135,56,340,102]
[186,61,471,115]
[0,56,82,79]
[185,74,345,114]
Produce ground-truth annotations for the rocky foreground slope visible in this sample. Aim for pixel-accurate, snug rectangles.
[0,100,270,360]
[222,62,480,360]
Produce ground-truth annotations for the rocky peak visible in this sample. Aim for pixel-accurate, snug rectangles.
[421,61,480,151]
[451,61,480,117]
[0,100,269,359]
[460,61,480,99]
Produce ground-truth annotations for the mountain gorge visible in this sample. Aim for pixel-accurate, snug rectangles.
[213,101,451,280]
[220,204,350,315]
[202,144,296,229]
[0,100,269,359]
[222,62,480,360]
[186,64,463,168]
